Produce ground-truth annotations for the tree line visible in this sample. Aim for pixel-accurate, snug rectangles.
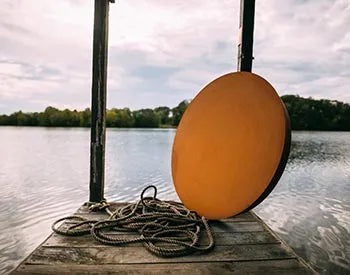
[0,95,349,130]
[281,95,350,131]
[0,100,189,128]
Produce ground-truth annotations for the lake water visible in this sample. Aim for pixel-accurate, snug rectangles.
[0,127,349,274]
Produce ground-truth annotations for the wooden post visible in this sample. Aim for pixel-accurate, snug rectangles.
[237,0,255,72]
[89,0,114,202]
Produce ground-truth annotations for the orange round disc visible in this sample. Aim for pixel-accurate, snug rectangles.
[171,72,290,219]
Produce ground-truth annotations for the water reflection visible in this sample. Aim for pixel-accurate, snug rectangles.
[256,131,350,275]
[289,132,350,165]
[0,128,349,274]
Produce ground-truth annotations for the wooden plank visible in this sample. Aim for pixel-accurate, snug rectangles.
[43,231,280,247]
[221,211,256,221]
[214,231,279,245]
[14,259,313,275]
[13,202,316,275]
[211,221,264,232]
[26,244,294,265]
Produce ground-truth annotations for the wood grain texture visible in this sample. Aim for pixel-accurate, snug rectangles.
[210,221,264,232]
[89,0,110,202]
[14,259,313,275]
[26,244,294,265]
[43,231,280,247]
[13,204,316,274]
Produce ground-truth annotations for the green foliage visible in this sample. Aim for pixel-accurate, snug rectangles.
[106,108,134,127]
[171,100,190,126]
[133,109,160,128]
[281,95,350,131]
[0,96,349,130]
[79,108,91,127]
[154,106,171,125]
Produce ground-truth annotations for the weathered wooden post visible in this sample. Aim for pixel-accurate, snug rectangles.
[90,0,114,202]
[237,0,255,72]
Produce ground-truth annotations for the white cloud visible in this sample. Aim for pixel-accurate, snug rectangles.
[0,0,349,114]
[254,0,350,101]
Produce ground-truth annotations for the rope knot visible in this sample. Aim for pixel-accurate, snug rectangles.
[85,200,110,212]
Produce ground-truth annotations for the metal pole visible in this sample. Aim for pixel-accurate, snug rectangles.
[237,0,255,72]
[89,0,114,202]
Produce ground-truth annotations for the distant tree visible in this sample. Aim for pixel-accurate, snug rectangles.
[133,109,160,128]
[0,115,5,125]
[171,100,190,126]
[41,106,59,126]
[106,109,117,127]
[117,108,135,127]
[107,108,135,127]
[79,108,91,127]
[0,115,11,125]
[281,95,350,131]
[30,112,39,126]
[15,111,32,126]
[154,106,171,125]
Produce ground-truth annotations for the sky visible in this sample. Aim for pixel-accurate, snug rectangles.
[0,0,349,114]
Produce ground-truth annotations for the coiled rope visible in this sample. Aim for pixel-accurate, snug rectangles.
[52,185,214,257]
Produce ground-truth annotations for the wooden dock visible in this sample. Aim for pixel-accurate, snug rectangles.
[14,203,315,274]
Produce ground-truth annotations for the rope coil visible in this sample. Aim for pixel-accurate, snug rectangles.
[52,185,215,257]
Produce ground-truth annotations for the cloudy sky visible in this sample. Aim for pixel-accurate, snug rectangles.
[0,0,349,114]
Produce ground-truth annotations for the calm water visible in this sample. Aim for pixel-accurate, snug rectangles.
[0,127,349,274]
